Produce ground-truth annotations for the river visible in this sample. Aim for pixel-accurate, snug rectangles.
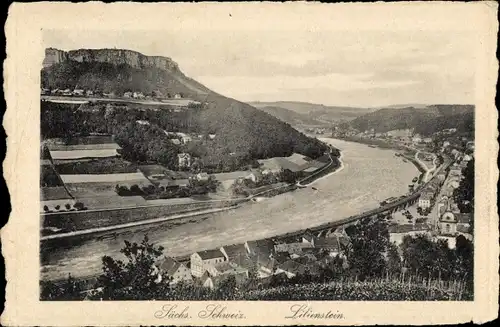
[40,139,419,281]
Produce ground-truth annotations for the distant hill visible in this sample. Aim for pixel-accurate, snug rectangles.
[250,101,375,123]
[256,105,325,126]
[347,105,474,136]
[41,48,331,162]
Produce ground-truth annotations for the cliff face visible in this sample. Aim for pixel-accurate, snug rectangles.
[43,48,179,72]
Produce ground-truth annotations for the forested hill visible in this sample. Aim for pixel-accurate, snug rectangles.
[41,48,331,161]
[347,105,474,136]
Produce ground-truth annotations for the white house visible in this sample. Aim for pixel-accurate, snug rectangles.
[196,172,210,181]
[388,224,432,246]
[174,93,182,99]
[123,91,133,98]
[412,136,422,143]
[73,88,84,96]
[133,91,145,99]
[178,153,192,169]
[442,141,450,148]
[245,170,263,183]
[190,249,227,278]
[418,193,432,209]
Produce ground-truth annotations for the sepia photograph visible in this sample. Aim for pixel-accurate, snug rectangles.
[39,30,476,302]
[2,2,498,326]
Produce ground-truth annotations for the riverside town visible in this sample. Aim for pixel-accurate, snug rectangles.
[40,35,474,302]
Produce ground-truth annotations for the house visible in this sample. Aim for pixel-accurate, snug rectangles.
[388,224,432,246]
[275,260,308,279]
[212,261,249,279]
[73,88,84,96]
[174,93,182,99]
[170,139,181,145]
[176,132,192,144]
[439,211,458,235]
[456,213,472,234]
[158,257,193,285]
[220,243,248,261]
[462,154,472,162]
[208,134,216,140]
[412,136,422,143]
[200,272,215,289]
[312,236,347,258]
[449,167,462,177]
[85,90,94,97]
[254,255,277,278]
[442,141,450,148]
[245,239,276,258]
[274,242,312,255]
[245,169,263,183]
[123,91,133,98]
[178,153,192,169]
[190,249,227,277]
[437,173,446,182]
[136,120,150,126]
[133,91,145,99]
[200,270,248,289]
[418,193,433,209]
[423,138,433,144]
[62,88,72,96]
[196,172,210,182]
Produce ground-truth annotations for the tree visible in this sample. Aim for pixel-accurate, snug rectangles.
[43,205,49,212]
[40,274,85,301]
[453,159,474,214]
[65,203,71,210]
[73,202,84,210]
[386,242,402,276]
[90,235,169,300]
[55,205,60,210]
[345,218,390,280]
[215,275,237,300]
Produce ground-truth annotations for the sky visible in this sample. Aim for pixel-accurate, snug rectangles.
[44,29,477,107]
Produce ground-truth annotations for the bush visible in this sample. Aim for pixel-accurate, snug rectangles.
[73,202,84,210]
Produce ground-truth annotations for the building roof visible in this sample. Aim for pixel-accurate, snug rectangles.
[196,249,225,260]
[246,239,276,256]
[231,254,255,270]
[278,260,307,275]
[314,237,341,251]
[457,224,471,234]
[49,148,119,160]
[389,223,431,234]
[159,256,183,276]
[456,213,472,224]
[221,243,248,259]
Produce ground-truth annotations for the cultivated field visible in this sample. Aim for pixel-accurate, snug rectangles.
[49,149,120,160]
[55,158,138,175]
[47,143,121,151]
[76,195,148,210]
[60,172,149,184]
[41,186,73,201]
